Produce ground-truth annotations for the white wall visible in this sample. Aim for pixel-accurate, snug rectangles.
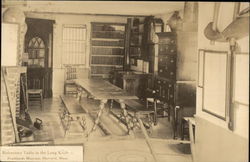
[196,2,249,138]
[195,2,249,161]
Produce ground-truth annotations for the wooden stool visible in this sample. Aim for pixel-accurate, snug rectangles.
[27,89,43,111]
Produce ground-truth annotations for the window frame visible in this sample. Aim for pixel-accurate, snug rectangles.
[62,24,87,66]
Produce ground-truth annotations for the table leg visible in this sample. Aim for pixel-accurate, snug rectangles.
[119,99,134,136]
[87,99,107,138]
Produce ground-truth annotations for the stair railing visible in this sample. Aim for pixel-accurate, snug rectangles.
[1,67,20,143]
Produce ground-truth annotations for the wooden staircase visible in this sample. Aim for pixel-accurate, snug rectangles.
[1,68,19,145]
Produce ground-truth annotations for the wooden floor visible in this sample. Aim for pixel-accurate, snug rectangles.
[28,96,192,162]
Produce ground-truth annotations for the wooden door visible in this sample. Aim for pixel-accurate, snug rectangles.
[25,18,54,98]
[26,37,46,95]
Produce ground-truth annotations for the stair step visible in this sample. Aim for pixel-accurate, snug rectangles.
[1,97,8,102]
[1,108,11,112]
[3,118,13,123]
[4,130,16,135]
[4,135,15,139]
[2,140,15,145]
[2,119,13,124]
[5,131,15,136]
[2,124,13,130]
[2,134,15,140]
[1,88,6,93]
[2,125,14,130]
[1,110,12,115]
[1,119,12,124]
[2,138,15,143]
[1,103,10,107]
[1,114,12,118]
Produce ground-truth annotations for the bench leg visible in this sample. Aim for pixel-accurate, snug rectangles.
[77,115,86,131]
[110,99,114,111]
[64,115,72,138]
[153,99,157,125]
[87,99,107,138]
[119,99,134,136]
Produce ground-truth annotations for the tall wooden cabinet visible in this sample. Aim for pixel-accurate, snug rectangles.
[90,22,126,79]
[157,32,177,79]
[153,33,177,102]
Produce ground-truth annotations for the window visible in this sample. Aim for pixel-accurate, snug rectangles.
[27,37,45,67]
[62,24,87,65]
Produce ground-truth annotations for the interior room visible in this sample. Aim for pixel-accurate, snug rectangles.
[1,1,249,162]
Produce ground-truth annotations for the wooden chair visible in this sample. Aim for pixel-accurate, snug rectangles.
[27,78,43,111]
[64,65,78,95]
[145,87,171,125]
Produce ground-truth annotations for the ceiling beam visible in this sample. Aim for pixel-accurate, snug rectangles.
[25,11,149,17]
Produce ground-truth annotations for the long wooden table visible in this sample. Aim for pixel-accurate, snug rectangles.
[74,79,138,137]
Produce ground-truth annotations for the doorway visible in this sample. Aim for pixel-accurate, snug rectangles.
[25,18,54,98]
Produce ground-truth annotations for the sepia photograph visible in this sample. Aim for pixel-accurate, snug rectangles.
[1,1,249,162]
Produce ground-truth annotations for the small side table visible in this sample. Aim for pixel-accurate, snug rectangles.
[183,117,196,161]
[182,117,196,141]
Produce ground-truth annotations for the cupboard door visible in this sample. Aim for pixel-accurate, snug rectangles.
[158,36,176,44]
[159,44,177,55]
[168,83,175,104]
[154,79,162,99]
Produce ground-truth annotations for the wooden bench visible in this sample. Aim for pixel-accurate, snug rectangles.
[113,99,155,130]
[121,99,154,116]
[60,95,87,137]
[60,95,86,114]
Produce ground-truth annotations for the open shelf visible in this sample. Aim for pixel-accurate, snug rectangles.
[90,22,126,79]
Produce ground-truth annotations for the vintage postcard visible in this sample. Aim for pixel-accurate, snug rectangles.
[1,1,249,162]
